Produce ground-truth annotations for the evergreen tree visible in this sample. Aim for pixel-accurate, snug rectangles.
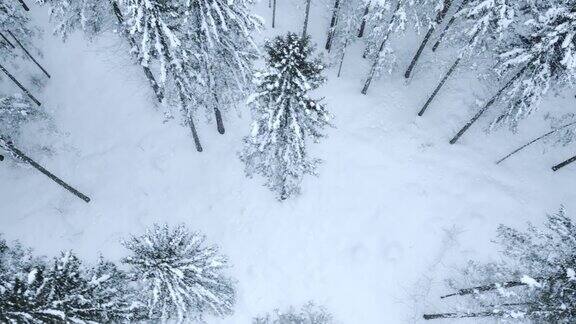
[122,223,235,322]
[239,33,331,200]
[0,94,44,141]
[424,208,576,322]
[326,0,365,76]
[254,303,334,324]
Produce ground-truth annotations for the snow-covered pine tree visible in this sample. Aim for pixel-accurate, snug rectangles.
[239,33,331,200]
[122,223,235,322]
[254,303,334,324]
[0,94,44,142]
[182,0,261,135]
[417,0,520,116]
[424,208,576,322]
[327,0,365,76]
[450,1,576,143]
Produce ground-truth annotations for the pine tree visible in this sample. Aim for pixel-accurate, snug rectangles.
[327,0,365,76]
[451,1,576,143]
[254,303,334,324]
[424,208,576,322]
[122,224,235,322]
[239,33,331,200]
[0,94,44,140]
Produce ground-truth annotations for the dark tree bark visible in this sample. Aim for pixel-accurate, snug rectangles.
[418,30,479,116]
[0,63,41,106]
[496,121,576,164]
[440,279,532,299]
[325,0,341,51]
[552,155,576,171]
[357,2,370,38]
[404,0,453,79]
[431,0,469,52]
[8,31,50,78]
[109,0,164,103]
[0,32,15,49]
[337,38,348,77]
[361,0,402,94]
[0,137,91,203]
[423,311,497,320]
[449,64,530,144]
[272,0,277,28]
[187,113,203,152]
[302,0,312,38]
[17,0,30,11]
[269,0,272,8]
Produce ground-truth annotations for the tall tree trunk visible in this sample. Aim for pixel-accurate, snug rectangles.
[0,137,91,203]
[431,0,469,52]
[302,0,312,38]
[449,64,529,144]
[440,279,533,299]
[17,0,30,11]
[187,112,203,152]
[418,31,479,116]
[496,121,576,164]
[325,0,340,51]
[0,32,15,48]
[552,155,576,171]
[404,0,453,79]
[361,0,402,94]
[272,0,277,28]
[337,38,348,77]
[423,311,498,320]
[7,31,50,78]
[109,0,164,103]
[357,2,370,38]
[0,63,41,106]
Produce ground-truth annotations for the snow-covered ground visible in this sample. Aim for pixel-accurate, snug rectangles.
[1,1,575,323]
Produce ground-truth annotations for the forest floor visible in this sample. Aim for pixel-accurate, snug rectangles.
[1,0,575,323]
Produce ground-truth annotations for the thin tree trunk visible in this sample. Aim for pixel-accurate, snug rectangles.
[552,155,576,171]
[361,0,402,94]
[0,137,91,203]
[269,0,272,8]
[337,39,348,77]
[0,63,41,106]
[404,0,453,79]
[272,0,277,28]
[496,121,576,164]
[109,0,164,103]
[187,113,203,152]
[423,311,498,320]
[357,2,370,38]
[325,0,341,51]
[418,30,479,116]
[440,279,536,299]
[302,0,312,38]
[449,64,530,144]
[17,0,30,11]
[8,31,50,78]
[0,32,15,48]
[431,0,469,52]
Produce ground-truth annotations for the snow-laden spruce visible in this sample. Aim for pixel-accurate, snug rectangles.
[0,242,136,323]
[240,33,331,200]
[424,208,576,322]
[122,223,235,322]
[254,303,334,324]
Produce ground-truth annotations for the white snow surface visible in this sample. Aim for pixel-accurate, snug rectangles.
[1,1,576,323]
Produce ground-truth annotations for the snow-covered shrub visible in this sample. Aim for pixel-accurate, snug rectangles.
[0,95,44,140]
[122,223,235,322]
[254,303,335,324]
[240,33,331,200]
[425,208,576,321]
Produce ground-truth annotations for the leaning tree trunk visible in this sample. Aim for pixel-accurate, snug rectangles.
[423,311,499,320]
[8,31,50,78]
[337,38,348,77]
[0,137,91,203]
[361,0,402,94]
[272,0,277,28]
[302,0,312,38]
[449,64,530,144]
[187,111,203,152]
[0,63,41,106]
[17,0,30,11]
[552,155,576,171]
[418,31,479,116]
[325,0,341,51]
[357,2,370,38]
[0,32,15,48]
[109,0,164,103]
[431,0,469,52]
[496,121,576,164]
[404,0,453,79]
[440,279,534,299]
